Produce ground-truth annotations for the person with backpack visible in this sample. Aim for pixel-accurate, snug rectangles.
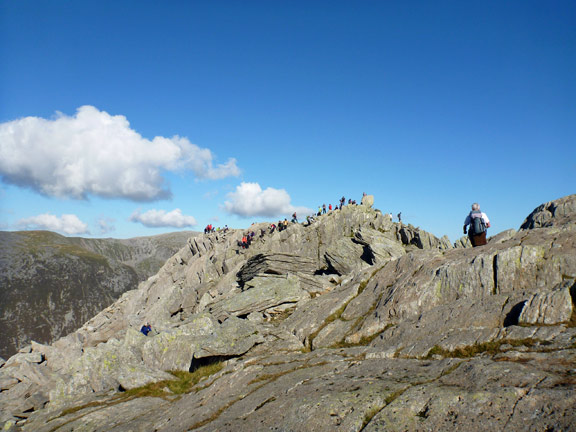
[463,203,491,247]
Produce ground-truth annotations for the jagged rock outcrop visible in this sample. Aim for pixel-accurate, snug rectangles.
[1,197,576,431]
[520,194,576,230]
[0,231,196,358]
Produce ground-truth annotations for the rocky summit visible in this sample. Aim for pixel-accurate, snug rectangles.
[1,195,575,431]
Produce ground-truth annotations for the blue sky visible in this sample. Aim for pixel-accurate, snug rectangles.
[1,1,574,243]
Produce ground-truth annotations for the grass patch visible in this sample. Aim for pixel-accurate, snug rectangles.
[57,400,109,418]
[307,272,381,350]
[424,338,540,359]
[55,362,224,422]
[268,307,297,325]
[306,303,349,349]
[361,404,385,429]
[329,324,394,349]
[384,388,408,405]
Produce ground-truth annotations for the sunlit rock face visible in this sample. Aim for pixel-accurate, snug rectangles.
[1,196,576,432]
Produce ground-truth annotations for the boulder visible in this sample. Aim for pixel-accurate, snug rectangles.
[398,225,452,250]
[353,227,406,263]
[361,194,374,207]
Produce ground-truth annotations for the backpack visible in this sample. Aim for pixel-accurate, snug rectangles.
[470,211,486,235]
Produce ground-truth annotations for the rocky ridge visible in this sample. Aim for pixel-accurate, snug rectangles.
[0,231,196,358]
[1,195,575,431]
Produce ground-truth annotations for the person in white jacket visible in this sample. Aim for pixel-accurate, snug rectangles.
[463,203,491,247]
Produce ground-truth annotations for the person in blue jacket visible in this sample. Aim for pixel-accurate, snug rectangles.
[140,323,152,336]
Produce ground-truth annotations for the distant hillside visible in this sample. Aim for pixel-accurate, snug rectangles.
[0,230,197,358]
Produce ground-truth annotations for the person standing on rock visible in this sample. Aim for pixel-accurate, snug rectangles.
[463,203,491,247]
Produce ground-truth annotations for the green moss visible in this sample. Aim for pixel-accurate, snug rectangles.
[329,324,394,349]
[361,404,385,429]
[434,281,442,299]
[384,388,408,405]
[55,362,224,423]
[424,338,540,359]
[307,303,349,348]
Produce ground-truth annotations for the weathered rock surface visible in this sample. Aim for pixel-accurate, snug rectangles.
[0,230,196,358]
[1,196,576,431]
[520,194,576,230]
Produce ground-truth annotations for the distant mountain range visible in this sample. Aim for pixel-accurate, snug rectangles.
[0,230,197,358]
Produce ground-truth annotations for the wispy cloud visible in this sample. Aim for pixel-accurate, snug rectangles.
[17,213,89,235]
[223,182,312,218]
[0,106,241,201]
[97,217,116,235]
[130,208,197,228]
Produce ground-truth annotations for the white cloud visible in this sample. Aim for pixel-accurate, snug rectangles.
[0,106,241,201]
[130,208,197,228]
[17,213,89,235]
[223,182,312,218]
[97,217,116,235]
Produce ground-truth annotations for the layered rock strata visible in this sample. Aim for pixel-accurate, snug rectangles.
[1,197,575,431]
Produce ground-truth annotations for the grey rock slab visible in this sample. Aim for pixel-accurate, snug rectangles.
[141,315,263,371]
[281,270,370,344]
[311,318,356,349]
[188,356,462,432]
[353,227,406,263]
[26,396,171,432]
[518,284,574,325]
[366,356,576,431]
[237,252,318,284]
[209,274,310,318]
[324,237,368,275]
[0,376,18,391]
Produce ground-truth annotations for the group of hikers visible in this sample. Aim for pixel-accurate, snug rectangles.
[205,193,492,251]
[204,224,229,234]
[312,196,360,217]
[140,202,491,337]
[237,231,257,249]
